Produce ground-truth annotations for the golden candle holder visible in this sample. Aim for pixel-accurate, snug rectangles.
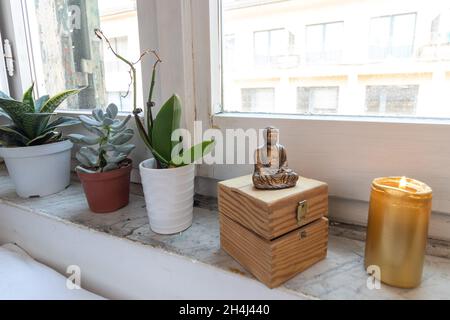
[365,177,432,289]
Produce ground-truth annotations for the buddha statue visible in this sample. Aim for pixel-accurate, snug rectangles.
[253,127,299,190]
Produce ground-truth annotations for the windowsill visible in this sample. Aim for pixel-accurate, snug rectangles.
[0,167,450,299]
[214,112,450,126]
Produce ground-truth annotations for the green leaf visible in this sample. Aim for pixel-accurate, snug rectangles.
[21,113,52,138]
[0,98,32,128]
[0,125,30,146]
[76,152,96,168]
[114,144,135,156]
[79,147,99,166]
[68,134,101,146]
[111,115,131,131]
[43,116,80,133]
[133,114,169,166]
[40,88,82,114]
[92,109,105,122]
[151,94,182,163]
[99,144,116,152]
[27,131,62,146]
[106,103,118,119]
[103,117,114,126]
[22,83,35,111]
[80,115,102,127]
[102,163,119,172]
[105,154,127,164]
[82,123,105,138]
[0,109,11,120]
[171,140,215,167]
[109,132,133,145]
[35,95,50,112]
[76,166,98,174]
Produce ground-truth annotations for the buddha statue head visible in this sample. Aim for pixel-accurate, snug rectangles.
[265,127,279,147]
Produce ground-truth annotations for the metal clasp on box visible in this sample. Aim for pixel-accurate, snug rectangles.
[297,200,308,224]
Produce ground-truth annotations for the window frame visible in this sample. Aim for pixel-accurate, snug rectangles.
[368,12,417,61]
[199,0,450,227]
[0,29,9,94]
[305,20,344,64]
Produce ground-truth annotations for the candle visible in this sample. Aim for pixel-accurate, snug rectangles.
[364,177,432,288]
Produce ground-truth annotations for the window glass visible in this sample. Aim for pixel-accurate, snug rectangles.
[241,88,275,112]
[298,87,339,114]
[366,85,419,116]
[25,0,141,112]
[221,0,450,118]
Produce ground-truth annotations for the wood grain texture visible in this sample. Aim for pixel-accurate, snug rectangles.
[218,175,328,240]
[221,215,329,288]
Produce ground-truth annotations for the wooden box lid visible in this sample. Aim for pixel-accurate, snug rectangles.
[218,175,328,240]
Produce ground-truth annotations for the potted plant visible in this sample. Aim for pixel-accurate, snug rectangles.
[96,29,214,234]
[68,103,135,214]
[0,84,82,198]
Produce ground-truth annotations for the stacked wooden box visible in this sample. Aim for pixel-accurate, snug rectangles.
[219,175,329,288]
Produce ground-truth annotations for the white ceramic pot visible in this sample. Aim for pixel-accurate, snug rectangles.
[0,140,73,198]
[140,158,195,235]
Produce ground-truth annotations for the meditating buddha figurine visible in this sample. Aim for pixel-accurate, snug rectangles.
[253,127,299,190]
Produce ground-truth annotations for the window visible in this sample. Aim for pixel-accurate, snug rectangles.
[430,11,450,45]
[366,85,419,116]
[223,34,236,71]
[0,31,9,94]
[297,87,339,114]
[306,22,344,64]
[241,88,275,112]
[369,13,416,60]
[23,0,141,111]
[221,0,450,118]
[254,29,295,66]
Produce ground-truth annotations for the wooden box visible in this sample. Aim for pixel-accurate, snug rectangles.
[218,175,329,288]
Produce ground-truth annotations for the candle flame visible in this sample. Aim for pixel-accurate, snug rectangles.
[399,177,408,189]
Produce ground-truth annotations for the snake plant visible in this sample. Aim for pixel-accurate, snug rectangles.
[68,103,135,174]
[0,84,82,147]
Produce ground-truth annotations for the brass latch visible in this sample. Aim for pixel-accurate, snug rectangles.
[297,200,308,224]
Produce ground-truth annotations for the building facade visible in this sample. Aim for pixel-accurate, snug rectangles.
[222,0,450,117]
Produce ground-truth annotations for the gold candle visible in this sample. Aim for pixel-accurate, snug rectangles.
[365,177,432,288]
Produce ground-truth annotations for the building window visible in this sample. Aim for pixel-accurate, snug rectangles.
[254,29,295,66]
[241,88,275,113]
[306,22,344,64]
[223,34,236,71]
[366,85,419,116]
[297,87,339,114]
[369,13,417,60]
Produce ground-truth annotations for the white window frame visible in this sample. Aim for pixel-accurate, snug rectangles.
[189,0,450,240]
[0,30,9,94]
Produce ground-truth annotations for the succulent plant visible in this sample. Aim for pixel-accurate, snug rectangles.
[68,103,136,174]
[0,84,82,147]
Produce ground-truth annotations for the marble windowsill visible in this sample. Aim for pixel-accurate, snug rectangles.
[0,167,450,300]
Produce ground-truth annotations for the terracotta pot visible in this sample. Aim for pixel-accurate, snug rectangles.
[78,162,132,214]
